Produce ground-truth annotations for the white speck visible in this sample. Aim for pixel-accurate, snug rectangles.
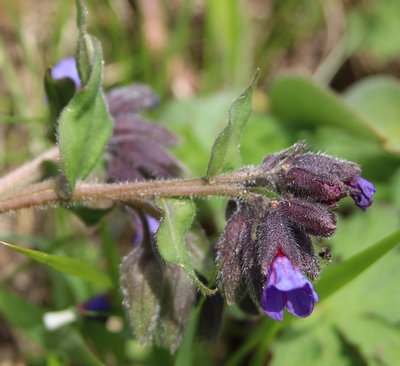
[43,309,77,331]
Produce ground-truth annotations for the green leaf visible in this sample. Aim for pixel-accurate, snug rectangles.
[120,243,164,348]
[57,2,113,195]
[121,240,196,353]
[155,197,215,295]
[155,265,197,353]
[206,70,259,179]
[315,228,400,301]
[0,241,112,288]
[343,75,400,154]
[269,75,382,143]
[184,224,215,281]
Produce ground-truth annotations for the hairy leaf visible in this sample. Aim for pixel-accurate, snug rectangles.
[58,0,113,195]
[206,70,259,179]
[120,240,196,353]
[155,265,196,353]
[120,242,163,348]
[155,197,215,295]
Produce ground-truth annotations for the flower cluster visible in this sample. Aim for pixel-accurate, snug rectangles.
[217,143,376,321]
[50,57,182,181]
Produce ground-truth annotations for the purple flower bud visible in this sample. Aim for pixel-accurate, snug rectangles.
[279,199,337,237]
[145,214,160,235]
[50,57,81,90]
[79,294,111,322]
[291,226,320,281]
[260,255,319,321]
[106,84,160,117]
[113,115,179,147]
[217,203,254,304]
[257,210,307,275]
[81,294,111,313]
[291,153,361,183]
[257,211,295,275]
[283,167,347,204]
[348,176,376,211]
[262,142,308,170]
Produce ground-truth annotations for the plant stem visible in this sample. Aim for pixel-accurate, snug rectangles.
[0,175,264,215]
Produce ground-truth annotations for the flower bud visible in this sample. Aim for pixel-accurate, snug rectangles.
[348,176,376,211]
[51,57,81,90]
[242,228,264,304]
[279,199,337,237]
[283,167,347,204]
[291,153,361,183]
[291,226,320,280]
[106,83,160,116]
[256,211,301,274]
[120,241,195,353]
[108,136,181,180]
[262,142,308,170]
[217,203,254,304]
[113,114,179,147]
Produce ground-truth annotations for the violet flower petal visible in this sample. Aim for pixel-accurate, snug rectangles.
[349,176,376,211]
[80,294,111,322]
[51,57,81,90]
[82,294,110,312]
[261,285,285,321]
[260,255,319,321]
[286,284,319,318]
[145,214,160,235]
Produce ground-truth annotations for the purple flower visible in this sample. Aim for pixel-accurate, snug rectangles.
[50,57,81,90]
[145,214,160,235]
[260,255,319,321]
[348,176,376,211]
[81,294,111,313]
[79,294,111,322]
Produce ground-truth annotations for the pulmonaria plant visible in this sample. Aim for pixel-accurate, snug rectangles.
[49,56,376,329]
[0,1,384,359]
[217,143,376,321]
[46,54,377,345]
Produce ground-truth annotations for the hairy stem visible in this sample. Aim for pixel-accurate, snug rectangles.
[0,175,265,215]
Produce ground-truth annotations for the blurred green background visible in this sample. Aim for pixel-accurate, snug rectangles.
[0,0,400,365]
